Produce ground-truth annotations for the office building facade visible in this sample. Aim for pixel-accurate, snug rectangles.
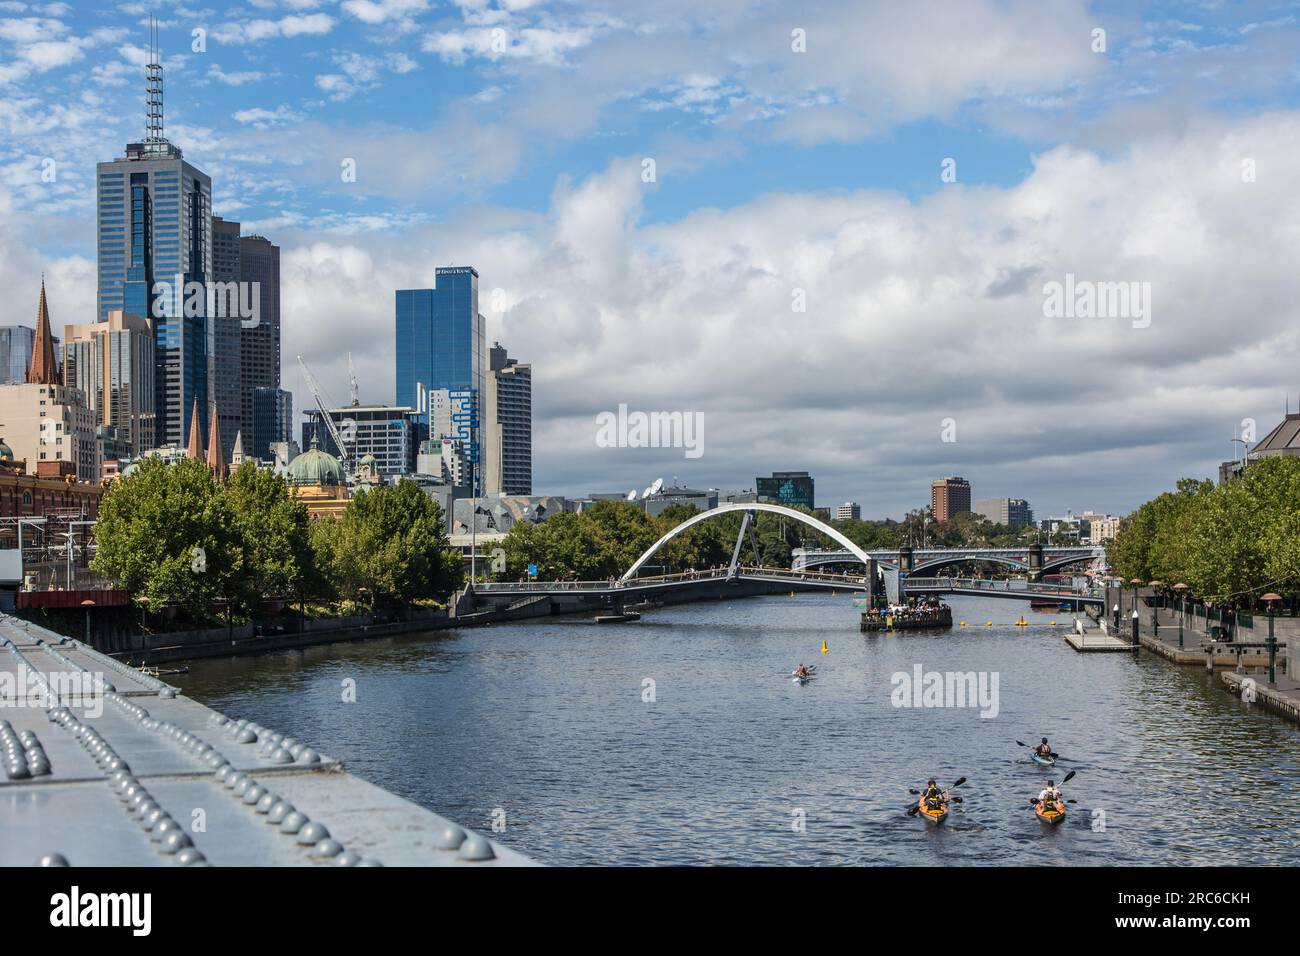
[931,476,971,522]
[63,310,156,459]
[239,234,281,449]
[756,471,815,510]
[484,343,532,496]
[974,496,1033,530]
[834,501,860,521]
[304,405,420,478]
[0,326,34,385]
[251,386,293,464]
[208,215,243,461]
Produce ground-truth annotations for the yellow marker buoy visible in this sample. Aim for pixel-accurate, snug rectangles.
[821,640,828,655]
[959,621,966,627]
[1050,621,1057,626]
[986,621,993,627]
[790,591,795,598]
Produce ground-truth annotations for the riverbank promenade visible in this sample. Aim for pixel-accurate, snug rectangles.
[0,615,535,867]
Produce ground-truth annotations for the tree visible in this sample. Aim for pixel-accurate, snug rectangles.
[224,462,314,611]
[325,481,462,607]
[92,457,242,622]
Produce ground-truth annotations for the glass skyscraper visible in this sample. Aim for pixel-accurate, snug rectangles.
[395,266,485,412]
[395,267,486,491]
[96,70,212,450]
[0,326,35,384]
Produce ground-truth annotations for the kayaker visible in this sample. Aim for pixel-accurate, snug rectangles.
[922,779,946,808]
[1034,738,1051,758]
[1037,779,1063,808]
[793,664,810,679]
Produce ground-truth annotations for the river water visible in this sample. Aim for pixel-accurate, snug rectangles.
[181,593,1300,866]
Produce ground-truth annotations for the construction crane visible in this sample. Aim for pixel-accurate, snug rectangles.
[297,355,352,475]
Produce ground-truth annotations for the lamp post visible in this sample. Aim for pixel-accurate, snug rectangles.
[80,598,95,648]
[1262,593,1281,686]
[1173,583,1189,647]
[1131,608,1140,650]
[1149,580,1163,636]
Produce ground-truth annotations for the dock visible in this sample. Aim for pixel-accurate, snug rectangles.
[1064,629,1137,652]
[0,615,536,867]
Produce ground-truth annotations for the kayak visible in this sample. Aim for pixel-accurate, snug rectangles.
[1030,752,1055,767]
[917,795,948,825]
[1035,800,1066,826]
[792,675,811,684]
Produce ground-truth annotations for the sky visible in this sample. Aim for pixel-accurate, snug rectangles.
[2,0,1299,519]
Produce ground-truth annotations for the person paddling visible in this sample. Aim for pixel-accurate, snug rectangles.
[793,663,810,679]
[1037,779,1063,811]
[921,778,947,809]
[1034,737,1052,758]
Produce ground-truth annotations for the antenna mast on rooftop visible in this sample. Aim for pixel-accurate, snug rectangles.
[145,15,165,144]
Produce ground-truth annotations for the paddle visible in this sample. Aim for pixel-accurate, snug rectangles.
[907,777,966,815]
[1017,739,1061,760]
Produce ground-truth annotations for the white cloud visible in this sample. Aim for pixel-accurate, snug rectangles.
[257,112,1300,513]
[341,0,429,25]
[211,13,334,45]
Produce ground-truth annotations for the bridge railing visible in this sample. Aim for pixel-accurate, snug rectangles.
[472,564,870,592]
[904,576,1100,596]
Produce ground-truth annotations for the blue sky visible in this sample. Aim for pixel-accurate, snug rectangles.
[3,0,1300,517]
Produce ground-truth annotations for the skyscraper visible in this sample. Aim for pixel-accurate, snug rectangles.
[239,234,281,447]
[395,266,486,492]
[483,342,532,495]
[63,309,156,459]
[96,22,211,450]
[0,326,35,385]
[931,477,972,522]
[251,386,292,463]
[209,215,243,461]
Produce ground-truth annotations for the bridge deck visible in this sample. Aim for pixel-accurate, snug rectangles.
[0,616,535,867]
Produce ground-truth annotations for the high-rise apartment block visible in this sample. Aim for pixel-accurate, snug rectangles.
[484,342,531,496]
[931,476,971,522]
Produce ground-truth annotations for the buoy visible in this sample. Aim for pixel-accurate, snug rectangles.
[959,621,966,627]
[1050,620,1057,626]
[821,640,828,655]
[790,592,795,598]
[986,621,993,627]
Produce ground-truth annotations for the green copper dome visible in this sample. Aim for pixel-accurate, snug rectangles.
[287,438,346,486]
[0,438,12,461]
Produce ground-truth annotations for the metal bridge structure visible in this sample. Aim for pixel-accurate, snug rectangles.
[468,503,1101,609]
[793,544,1105,578]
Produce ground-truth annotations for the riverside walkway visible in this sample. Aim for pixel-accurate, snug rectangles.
[0,615,535,867]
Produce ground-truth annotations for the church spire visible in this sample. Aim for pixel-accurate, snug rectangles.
[206,401,226,482]
[27,278,59,384]
[185,397,204,462]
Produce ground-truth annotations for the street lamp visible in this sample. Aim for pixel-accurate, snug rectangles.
[1262,593,1281,686]
[1173,583,1189,647]
[80,598,95,647]
[1149,580,1163,635]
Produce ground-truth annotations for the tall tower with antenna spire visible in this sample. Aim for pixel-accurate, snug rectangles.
[96,16,215,456]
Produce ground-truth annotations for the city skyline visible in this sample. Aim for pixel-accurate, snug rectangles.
[3,3,1300,516]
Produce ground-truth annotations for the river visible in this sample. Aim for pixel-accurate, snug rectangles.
[180,592,1300,865]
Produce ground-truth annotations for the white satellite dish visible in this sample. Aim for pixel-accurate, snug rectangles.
[648,477,664,496]
[626,489,637,500]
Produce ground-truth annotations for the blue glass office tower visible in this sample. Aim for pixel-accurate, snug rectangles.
[396,266,485,494]
[395,266,485,409]
[96,37,211,450]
